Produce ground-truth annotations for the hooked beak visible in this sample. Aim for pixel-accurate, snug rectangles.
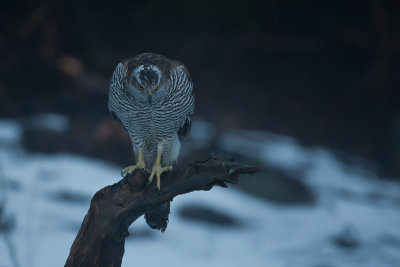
[147,92,153,104]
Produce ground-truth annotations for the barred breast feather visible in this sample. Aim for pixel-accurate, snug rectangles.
[108,57,195,167]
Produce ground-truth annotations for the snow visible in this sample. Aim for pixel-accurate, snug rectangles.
[0,120,400,267]
[219,130,311,170]
[0,120,22,145]
[25,113,70,133]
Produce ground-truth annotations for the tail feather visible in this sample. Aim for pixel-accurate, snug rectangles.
[144,201,170,232]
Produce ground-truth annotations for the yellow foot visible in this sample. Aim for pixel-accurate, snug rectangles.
[148,164,173,190]
[121,148,147,176]
[121,162,147,176]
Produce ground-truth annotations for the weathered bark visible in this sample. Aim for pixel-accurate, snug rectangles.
[65,158,259,267]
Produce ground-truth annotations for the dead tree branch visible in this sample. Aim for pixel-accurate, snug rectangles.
[65,158,259,267]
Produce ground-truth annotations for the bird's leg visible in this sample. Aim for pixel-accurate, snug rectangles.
[149,145,173,190]
[121,148,147,176]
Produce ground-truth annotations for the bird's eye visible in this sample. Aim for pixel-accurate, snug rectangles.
[138,84,144,90]
[156,85,160,90]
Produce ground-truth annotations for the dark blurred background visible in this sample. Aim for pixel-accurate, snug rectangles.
[1,0,399,177]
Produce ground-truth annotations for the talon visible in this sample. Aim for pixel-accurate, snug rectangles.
[148,147,172,190]
[121,164,146,176]
[121,148,147,177]
[149,164,172,190]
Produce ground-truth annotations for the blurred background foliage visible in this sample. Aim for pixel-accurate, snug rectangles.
[0,0,399,177]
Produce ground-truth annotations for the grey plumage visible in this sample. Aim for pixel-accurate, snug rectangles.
[109,53,194,168]
[108,53,194,231]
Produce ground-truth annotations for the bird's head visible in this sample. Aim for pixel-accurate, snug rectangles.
[129,64,165,105]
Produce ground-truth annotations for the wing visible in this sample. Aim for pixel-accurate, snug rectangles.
[178,116,192,138]
[108,61,129,111]
[108,62,129,129]
[169,61,195,139]
[110,111,121,124]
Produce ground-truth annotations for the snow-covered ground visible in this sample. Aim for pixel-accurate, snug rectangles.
[0,119,400,267]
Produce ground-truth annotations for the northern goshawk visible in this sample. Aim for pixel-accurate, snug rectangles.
[108,53,194,232]
[109,53,194,188]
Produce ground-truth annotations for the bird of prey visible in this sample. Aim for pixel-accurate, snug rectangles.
[108,53,195,190]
